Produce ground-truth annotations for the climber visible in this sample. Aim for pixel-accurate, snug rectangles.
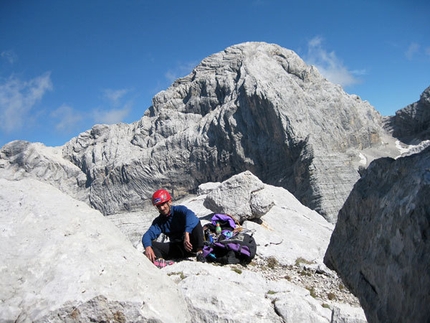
[142,189,205,266]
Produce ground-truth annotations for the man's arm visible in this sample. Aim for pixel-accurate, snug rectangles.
[144,246,156,262]
[174,205,199,252]
[142,220,162,262]
[183,231,192,252]
[176,205,199,233]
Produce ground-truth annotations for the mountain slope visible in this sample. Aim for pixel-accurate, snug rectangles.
[0,42,396,222]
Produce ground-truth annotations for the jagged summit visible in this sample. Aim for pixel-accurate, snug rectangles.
[0,42,397,221]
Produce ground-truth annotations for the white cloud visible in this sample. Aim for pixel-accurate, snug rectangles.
[0,72,52,133]
[103,88,129,107]
[93,88,133,124]
[92,105,131,125]
[165,61,197,83]
[1,50,18,64]
[51,100,132,136]
[405,42,420,60]
[304,36,362,87]
[165,71,178,83]
[50,104,83,133]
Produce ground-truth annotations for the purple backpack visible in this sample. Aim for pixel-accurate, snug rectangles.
[202,214,257,265]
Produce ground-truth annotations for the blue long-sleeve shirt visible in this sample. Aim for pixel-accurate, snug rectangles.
[142,205,199,248]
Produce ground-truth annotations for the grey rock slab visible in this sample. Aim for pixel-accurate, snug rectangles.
[163,261,332,323]
[0,178,190,323]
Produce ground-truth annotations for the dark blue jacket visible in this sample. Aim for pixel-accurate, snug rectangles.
[142,205,199,248]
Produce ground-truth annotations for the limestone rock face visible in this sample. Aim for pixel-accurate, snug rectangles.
[1,172,366,323]
[0,178,190,323]
[384,86,430,142]
[0,42,396,222]
[0,141,89,201]
[324,146,430,323]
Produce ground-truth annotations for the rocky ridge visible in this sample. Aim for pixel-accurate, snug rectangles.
[0,42,399,223]
[384,85,430,142]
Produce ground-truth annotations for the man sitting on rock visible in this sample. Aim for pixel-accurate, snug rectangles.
[142,189,205,267]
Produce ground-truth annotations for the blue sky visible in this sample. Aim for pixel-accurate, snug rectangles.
[1,0,429,147]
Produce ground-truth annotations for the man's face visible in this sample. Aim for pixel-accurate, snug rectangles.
[156,200,172,217]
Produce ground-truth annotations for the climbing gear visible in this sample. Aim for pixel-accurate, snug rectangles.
[152,189,171,206]
[153,258,174,268]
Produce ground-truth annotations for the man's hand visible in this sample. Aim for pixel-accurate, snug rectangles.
[183,232,193,252]
[145,246,156,263]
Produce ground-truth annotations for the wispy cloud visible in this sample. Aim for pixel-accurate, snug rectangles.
[304,36,362,87]
[1,50,18,64]
[92,104,131,124]
[165,61,198,83]
[50,104,83,133]
[92,88,133,124]
[102,88,129,107]
[405,42,420,60]
[0,72,53,133]
[50,88,133,134]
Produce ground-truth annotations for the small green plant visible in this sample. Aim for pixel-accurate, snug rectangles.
[327,292,336,300]
[339,283,345,291]
[306,286,317,298]
[295,257,314,266]
[267,290,277,295]
[299,270,312,277]
[248,260,257,267]
[267,256,278,269]
[167,271,186,280]
[231,267,242,274]
[322,303,330,309]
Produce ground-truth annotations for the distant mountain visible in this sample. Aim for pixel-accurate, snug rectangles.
[0,42,400,222]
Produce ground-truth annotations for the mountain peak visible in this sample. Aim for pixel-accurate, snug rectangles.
[1,42,397,222]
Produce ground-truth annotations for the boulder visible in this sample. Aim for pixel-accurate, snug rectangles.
[0,178,190,323]
[164,261,332,323]
[324,146,430,323]
[202,170,274,222]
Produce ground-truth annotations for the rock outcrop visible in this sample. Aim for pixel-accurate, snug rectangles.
[0,42,398,222]
[0,172,367,322]
[384,86,430,142]
[324,146,430,323]
[0,178,190,323]
[201,170,275,223]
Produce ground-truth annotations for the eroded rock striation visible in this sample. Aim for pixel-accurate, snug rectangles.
[0,42,396,222]
[324,146,430,323]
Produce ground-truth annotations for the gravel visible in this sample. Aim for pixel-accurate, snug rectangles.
[243,255,361,307]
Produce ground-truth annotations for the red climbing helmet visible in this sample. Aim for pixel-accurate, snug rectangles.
[152,189,171,206]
